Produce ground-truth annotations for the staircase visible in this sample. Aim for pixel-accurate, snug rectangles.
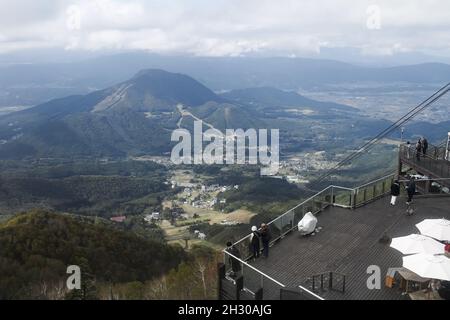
[399,142,450,189]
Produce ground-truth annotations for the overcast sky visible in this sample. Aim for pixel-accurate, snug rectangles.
[1,0,450,62]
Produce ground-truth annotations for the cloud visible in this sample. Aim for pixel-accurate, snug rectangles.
[1,0,450,58]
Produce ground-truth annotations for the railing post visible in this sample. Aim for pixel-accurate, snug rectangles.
[291,210,295,230]
[352,189,357,208]
[254,288,263,300]
[236,276,243,300]
[320,274,324,290]
[329,272,333,289]
[343,275,346,293]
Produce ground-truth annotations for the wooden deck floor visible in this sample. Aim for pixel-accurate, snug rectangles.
[249,196,450,300]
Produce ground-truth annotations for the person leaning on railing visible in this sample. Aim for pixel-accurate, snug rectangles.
[226,241,242,277]
[260,223,272,258]
[416,139,422,161]
[422,138,428,156]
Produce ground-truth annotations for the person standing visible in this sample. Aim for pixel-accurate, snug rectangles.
[406,177,416,205]
[390,180,400,205]
[416,139,422,161]
[260,223,272,258]
[250,226,261,259]
[226,241,242,277]
[406,141,411,159]
[422,138,428,156]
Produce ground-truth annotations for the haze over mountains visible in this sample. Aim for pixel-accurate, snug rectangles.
[1,53,450,107]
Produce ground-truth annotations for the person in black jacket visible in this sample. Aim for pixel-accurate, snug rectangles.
[260,223,272,258]
[438,281,450,300]
[422,138,428,156]
[416,139,422,161]
[226,241,241,277]
[250,226,261,259]
[406,177,416,205]
[390,180,400,206]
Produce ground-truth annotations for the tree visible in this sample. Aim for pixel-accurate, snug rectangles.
[121,281,145,300]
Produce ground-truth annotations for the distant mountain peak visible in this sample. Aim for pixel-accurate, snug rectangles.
[132,68,180,79]
[122,68,223,107]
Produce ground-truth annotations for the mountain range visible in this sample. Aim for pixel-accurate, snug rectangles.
[0,69,360,160]
[1,53,450,107]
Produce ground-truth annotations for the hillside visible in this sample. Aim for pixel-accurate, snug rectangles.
[0,160,170,216]
[221,87,357,113]
[0,210,187,299]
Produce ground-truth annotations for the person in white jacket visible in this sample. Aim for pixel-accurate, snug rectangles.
[250,226,261,259]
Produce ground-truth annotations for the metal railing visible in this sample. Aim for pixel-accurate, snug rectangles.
[353,174,396,207]
[223,251,286,300]
[222,140,450,300]
[237,174,396,255]
[400,144,450,181]
[222,173,403,300]
[311,271,346,294]
[224,249,325,300]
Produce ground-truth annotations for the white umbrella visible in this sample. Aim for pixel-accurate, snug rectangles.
[416,218,450,241]
[390,234,445,255]
[403,253,450,281]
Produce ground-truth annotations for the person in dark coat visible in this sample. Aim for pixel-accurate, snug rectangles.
[250,226,261,259]
[406,177,416,205]
[422,138,428,156]
[260,223,272,258]
[438,281,450,300]
[390,180,400,205]
[416,139,422,161]
[226,241,241,276]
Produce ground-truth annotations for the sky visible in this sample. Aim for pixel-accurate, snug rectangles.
[1,0,450,64]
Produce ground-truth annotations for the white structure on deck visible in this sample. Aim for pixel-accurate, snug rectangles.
[298,212,318,235]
